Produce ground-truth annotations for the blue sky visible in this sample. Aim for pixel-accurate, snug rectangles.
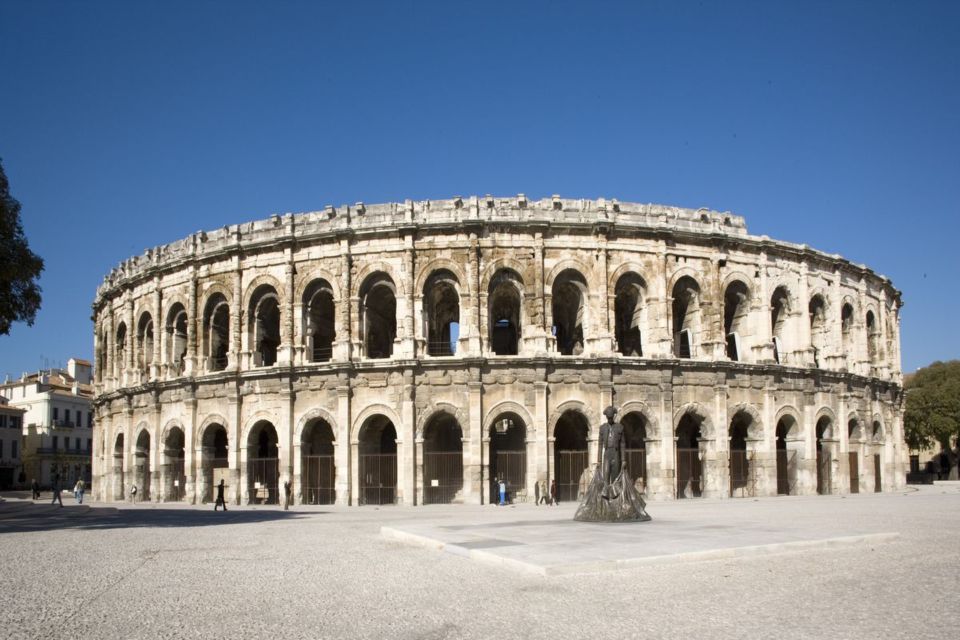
[1,1,957,376]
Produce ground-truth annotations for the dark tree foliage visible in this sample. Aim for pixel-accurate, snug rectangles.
[904,360,960,451]
[0,158,44,334]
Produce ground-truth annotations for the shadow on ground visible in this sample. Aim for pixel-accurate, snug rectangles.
[0,501,322,534]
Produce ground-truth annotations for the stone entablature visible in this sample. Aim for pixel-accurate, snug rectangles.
[91,196,905,507]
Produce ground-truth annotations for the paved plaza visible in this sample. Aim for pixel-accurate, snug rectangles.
[2,485,959,639]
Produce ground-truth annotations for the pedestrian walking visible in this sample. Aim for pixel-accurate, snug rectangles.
[534,479,540,505]
[214,478,227,511]
[498,479,506,506]
[130,484,138,503]
[73,479,85,504]
[51,474,63,507]
[550,478,558,506]
[282,477,291,511]
[31,478,40,500]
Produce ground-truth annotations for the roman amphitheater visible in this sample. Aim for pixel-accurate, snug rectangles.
[91,195,906,506]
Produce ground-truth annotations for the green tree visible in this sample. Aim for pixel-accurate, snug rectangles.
[904,360,960,454]
[0,158,44,334]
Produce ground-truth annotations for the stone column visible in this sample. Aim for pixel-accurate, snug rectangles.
[232,262,243,372]
[183,394,203,504]
[337,243,352,362]
[281,257,295,365]
[151,281,162,380]
[336,383,351,505]
[398,371,415,505]
[468,377,483,504]
[186,269,198,376]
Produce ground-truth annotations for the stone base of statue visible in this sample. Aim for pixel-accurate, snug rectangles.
[574,468,652,523]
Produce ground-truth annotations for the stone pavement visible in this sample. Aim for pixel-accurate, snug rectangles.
[382,496,899,575]
[2,485,959,639]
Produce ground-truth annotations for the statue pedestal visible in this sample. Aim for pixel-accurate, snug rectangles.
[574,469,652,523]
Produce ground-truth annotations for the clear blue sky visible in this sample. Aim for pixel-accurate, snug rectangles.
[1,1,957,377]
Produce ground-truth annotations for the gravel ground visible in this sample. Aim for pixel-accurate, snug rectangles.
[1,485,958,640]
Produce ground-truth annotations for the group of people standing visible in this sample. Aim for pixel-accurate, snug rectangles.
[534,479,559,506]
[30,474,85,507]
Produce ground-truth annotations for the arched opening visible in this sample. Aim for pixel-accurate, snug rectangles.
[137,312,154,372]
[165,303,188,375]
[866,310,879,365]
[303,279,336,362]
[422,413,464,504]
[672,276,701,358]
[424,270,460,356]
[809,295,827,367]
[622,412,648,489]
[113,433,125,500]
[676,412,704,498]
[358,415,397,505]
[816,417,833,495]
[553,411,589,502]
[163,427,186,501]
[249,285,281,367]
[551,269,587,356]
[775,416,799,495]
[614,273,646,357]
[202,294,230,371]
[723,280,750,361]
[771,286,790,364]
[201,423,229,503]
[247,421,279,504]
[841,303,855,369]
[488,269,523,355]
[488,413,526,504]
[360,274,397,359]
[134,429,151,501]
[729,411,754,497]
[115,322,127,373]
[301,418,335,504]
[848,417,863,494]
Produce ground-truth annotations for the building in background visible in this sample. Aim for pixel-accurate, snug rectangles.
[0,358,94,488]
[0,396,27,489]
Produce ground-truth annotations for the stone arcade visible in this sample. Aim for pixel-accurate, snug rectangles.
[91,196,906,506]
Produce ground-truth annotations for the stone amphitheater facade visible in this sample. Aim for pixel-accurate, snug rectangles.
[91,195,905,506]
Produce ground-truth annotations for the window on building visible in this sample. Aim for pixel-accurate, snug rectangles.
[52,436,58,451]
[53,407,59,421]
[87,412,93,428]
[0,441,4,458]
[0,415,6,428]
[11,416,20,430]
[11,441,17,459]
[87,439,92,452]
[75,438,81,451]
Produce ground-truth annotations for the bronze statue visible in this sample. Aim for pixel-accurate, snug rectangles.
[574,405,651,523]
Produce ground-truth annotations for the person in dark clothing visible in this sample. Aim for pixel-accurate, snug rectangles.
[31,478,40,500]
[51,474,63,507]
[214,478,227,511]
[550,478,558,506]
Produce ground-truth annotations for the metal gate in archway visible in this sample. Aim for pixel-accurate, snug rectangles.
[624,448,647,487]
[555,450,588,502]
[817,451,832,495]
[849,452,860,494]
[676,448,702,498]
[359,453,396,505]
[171,459,186,501]
[248,457,279,504]
[729,450,758,497]
[423,452,463,505]
[776,450,797,495]
[303,455,335,505]
[495,451,526,493]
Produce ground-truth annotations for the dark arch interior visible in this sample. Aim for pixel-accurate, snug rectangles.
[424,271,460,356]
[676,412,704,498]
[304,280,336,362]
[553,411,589,502]
[489,412,527,502]
[248,421,279,504]
[489,269,522,356]
[614,275,645,357]
[301,418,336,505]
[551,270,587,356]
[423,413,464,504]
[251,288,281,367]
[358,415,397,506]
